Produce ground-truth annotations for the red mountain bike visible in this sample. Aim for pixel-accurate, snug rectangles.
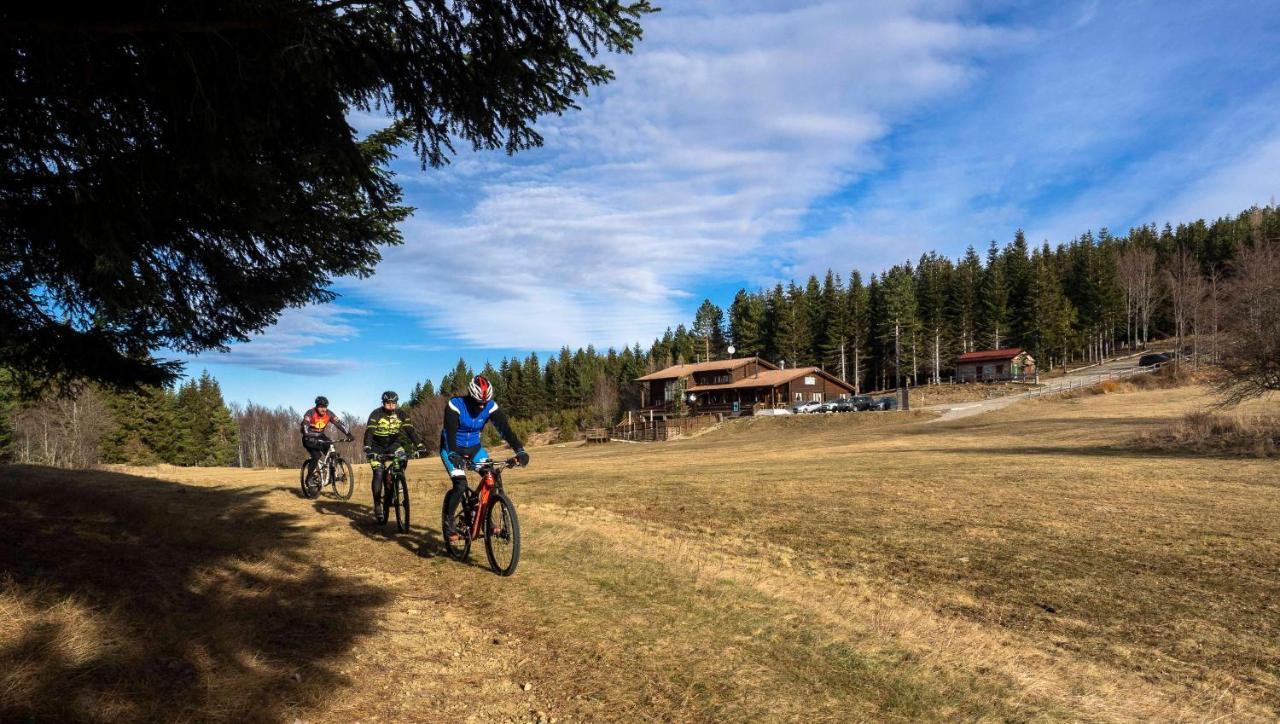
[442,454,522,576]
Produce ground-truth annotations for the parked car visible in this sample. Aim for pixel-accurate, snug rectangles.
[793,401,824,414]
[848,395,873,411]
[1138,352,1171,368]
[826,398,855,413]
[870,396,898,411]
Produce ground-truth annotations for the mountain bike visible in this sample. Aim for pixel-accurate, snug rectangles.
[300,438,355,500]
[371,448,417,533]
[442,454,522,576]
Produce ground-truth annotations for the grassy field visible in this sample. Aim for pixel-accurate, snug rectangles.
[2,385,1278,722]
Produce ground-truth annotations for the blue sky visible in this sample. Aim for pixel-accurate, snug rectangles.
[188,0,1280,417]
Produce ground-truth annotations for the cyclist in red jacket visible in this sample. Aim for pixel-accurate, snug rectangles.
[300,396,353,484]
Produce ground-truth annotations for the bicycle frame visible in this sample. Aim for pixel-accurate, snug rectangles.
[453,456,512,541]
[470,466,499,540]
[319,443,349,485]
[317,447,334,486]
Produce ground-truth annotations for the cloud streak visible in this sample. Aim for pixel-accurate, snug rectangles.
[340,1,1019,349]
[192,305,366,375]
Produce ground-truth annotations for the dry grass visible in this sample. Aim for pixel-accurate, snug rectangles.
[1136,409,1280,457]
[899,381,1040,406]
[3,384,1279,721]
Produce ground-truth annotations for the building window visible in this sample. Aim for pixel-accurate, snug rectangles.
[794,392,802,402]
[804,375,816,385]
[811,392,822,402]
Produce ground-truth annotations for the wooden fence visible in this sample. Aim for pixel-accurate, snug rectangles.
[1026,363,1161,398]
[611,414,722,442]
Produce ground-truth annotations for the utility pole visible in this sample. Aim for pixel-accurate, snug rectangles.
[895,318,909,411]
[853,341,860,394]
[894,319,901,390]
[839,337,847,382]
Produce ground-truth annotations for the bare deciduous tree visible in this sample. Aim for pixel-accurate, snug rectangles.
[1163,248,1206,371]
[589,374,620,427]
[1117,246,1158,349]
[1218,241,1280,404]
[232,402,301,468]
[406,397,446,454]
[12,386,112,468]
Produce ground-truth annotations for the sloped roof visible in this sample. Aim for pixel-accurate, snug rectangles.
[635,357,778,382]
[956,348,1028,363]
[685,366,854,393]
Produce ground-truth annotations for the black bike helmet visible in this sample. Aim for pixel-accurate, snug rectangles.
[315,395,329,407]
[381,390,399,404]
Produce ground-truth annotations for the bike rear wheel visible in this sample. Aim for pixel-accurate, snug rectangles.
[441,489,471,560]
[392,474,410,533]
[300,460,320,499]
[483,492,521,576]
[332,458,355,500]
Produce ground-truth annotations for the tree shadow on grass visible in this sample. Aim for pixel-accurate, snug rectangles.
[0,465,391,722]
[312,497,442,558]
[311,499,496,574]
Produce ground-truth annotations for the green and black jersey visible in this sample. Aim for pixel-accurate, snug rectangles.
[362,407,422,449]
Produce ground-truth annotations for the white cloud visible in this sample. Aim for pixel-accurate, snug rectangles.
[343,1,1018,349]
[193,305,366,375]
[346,108,393,136]
[773,0,1280,264]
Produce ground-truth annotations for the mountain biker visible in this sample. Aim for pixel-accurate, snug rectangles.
[440,375,529,541]
[300,396,353,484]
[362,390,423,519]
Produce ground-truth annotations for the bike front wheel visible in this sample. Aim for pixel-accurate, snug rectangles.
[392,474,410,533]
[375,475,390,525]
[300,460,320,499]
[441,490,471,561]
[483,492,521,576]
[332,458,355,500]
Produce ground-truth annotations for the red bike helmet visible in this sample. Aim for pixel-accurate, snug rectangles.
[468,375,493,403]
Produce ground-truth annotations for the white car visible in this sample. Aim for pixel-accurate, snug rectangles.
[792,401,825,414]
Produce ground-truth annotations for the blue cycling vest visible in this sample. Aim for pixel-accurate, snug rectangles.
[445,397,497,450]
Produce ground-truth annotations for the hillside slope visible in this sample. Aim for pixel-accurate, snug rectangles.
[2,386,1278,722]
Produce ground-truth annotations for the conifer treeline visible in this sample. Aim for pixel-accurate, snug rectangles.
[411,204,1279,416]
[5,371,240,468]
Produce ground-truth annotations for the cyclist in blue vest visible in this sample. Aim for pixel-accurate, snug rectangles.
[441,374,529,541]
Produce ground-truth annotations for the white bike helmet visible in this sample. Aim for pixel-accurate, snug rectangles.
[468,375,493,403]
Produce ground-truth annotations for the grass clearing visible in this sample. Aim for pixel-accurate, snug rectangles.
[3,384,1278,721]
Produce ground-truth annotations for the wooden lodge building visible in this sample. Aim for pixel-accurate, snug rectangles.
[636,357,856,416]
[955,348,1036,382]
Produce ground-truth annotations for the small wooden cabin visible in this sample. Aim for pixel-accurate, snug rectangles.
[955,348,1036,382]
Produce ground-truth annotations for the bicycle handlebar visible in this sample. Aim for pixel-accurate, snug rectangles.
[370,447,426,462]
[447,452,521,471]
